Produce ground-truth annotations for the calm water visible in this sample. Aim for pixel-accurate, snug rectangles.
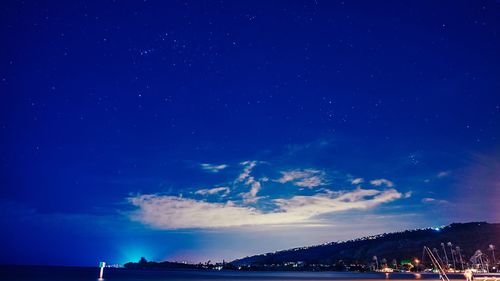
[0,266,466,281]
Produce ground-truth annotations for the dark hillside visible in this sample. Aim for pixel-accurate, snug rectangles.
[232,222,500,267]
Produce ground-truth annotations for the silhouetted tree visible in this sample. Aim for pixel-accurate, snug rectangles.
[139,257,148,265]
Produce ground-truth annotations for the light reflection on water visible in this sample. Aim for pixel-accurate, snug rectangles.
[0,266,457,281]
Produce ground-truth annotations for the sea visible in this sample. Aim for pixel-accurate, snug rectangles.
[0,266,467,281]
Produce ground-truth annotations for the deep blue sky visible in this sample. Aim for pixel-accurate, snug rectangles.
[1,0,499,266]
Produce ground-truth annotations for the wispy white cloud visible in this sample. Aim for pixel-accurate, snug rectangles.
[421,197,449,204]
[237,161,263,202]
[275,169,327,188]
[241,180,262,203]
[370,178,394,187]
[237,161,257,181]
[194,187,230,196]
[200,163,228,173]
[128,188,403,229]
[351,178,364,185]
[274,188,402,218]
[403,191,413,198]
[437,171,450,178]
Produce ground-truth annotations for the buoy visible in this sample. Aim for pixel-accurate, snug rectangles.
[99,261,106,279]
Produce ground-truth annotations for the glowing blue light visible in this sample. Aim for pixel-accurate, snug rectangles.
[118,244,154,265]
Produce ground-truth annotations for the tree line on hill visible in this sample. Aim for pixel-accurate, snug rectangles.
[124,222,499,272]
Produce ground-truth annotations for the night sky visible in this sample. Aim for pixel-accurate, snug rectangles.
[1,1,499,266]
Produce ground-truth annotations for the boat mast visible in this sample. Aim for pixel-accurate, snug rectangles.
[424,246,450,281]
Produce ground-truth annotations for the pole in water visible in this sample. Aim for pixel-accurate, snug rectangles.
[99,261,106,279]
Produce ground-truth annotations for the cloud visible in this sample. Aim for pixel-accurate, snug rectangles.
[128,188,403,229]
[241,180,262,203]
[275,169,327,188]
[237,161,257,181]
[194,187,230,196]
[351,178,364,185]
[237,161,263,202]
[200,163,228,173]
[437,171,450,178]
[370,178,394,187]
[421,197,449,204]
[275,188,402,217]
